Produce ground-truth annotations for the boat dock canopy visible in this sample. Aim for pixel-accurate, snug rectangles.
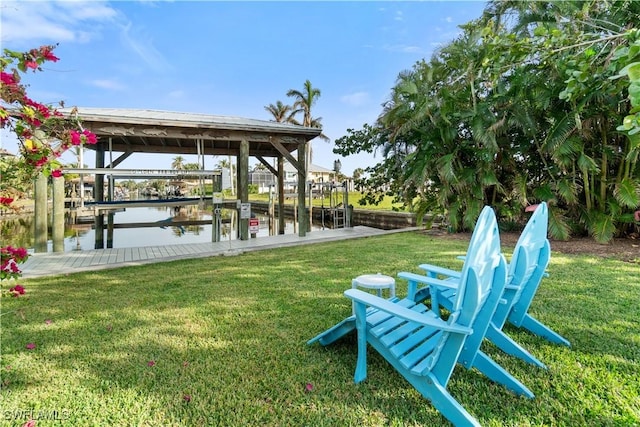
[60,107,321,157]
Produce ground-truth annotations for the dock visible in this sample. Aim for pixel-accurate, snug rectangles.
[20,226,416,278]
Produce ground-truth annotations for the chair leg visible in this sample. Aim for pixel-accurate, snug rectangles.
[353,303,368,384]
[306,316,356,346]
[517,314,571,347]
[415,373,481,427]
[472,351,535,399]
[485,324,547,369]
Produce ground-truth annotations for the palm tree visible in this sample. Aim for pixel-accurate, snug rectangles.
[264,100,299,124]
[183,162,201,171]
[287,80,320,128]
[171,156,185,170]
[352,168,364,181]
[287,80,330,171]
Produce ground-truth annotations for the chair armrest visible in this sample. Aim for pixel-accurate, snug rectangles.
[398,271,460,290]
[418,263,462,279]
[456,255,466,261]
[344,289,472,335]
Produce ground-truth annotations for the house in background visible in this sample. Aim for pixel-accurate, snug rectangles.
[249,162,339,194]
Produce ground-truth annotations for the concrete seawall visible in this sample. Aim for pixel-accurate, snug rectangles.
[250,202,430,230]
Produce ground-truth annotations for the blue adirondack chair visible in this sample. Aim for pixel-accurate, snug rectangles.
[309,207,529,427]
[408,202,570,370]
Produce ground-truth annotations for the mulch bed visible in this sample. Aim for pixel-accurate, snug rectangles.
[424,229,640,264]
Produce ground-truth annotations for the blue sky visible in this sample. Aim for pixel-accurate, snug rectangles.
[1,0,487,175]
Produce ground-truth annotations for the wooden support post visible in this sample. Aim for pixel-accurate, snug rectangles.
[238,139,249,240]
[212,176,222,243]
[94,144,105,249]
[308,180,313,231]
[52,175,65,252]
[277,156,285,235]
[212,207,221,242]
[107,212,114,248]
[297,140,307,237]
[268,185,275,236]
[34,172,48,253]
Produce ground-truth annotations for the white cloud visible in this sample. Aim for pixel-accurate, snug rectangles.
[57,1,119,21]
[1,1,169,73]
[340,91,370,107]
[119,22,172,72]
[445,16,454,23]
[382,44,425,55]
[88,79,126,91]
[0,1,118,43]
[135,0,175,6]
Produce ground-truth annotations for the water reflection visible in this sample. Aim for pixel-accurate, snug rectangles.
[0,206,309,252]
[0,215,34,248]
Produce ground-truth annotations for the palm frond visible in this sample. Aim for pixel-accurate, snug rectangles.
[548,206,571,241]
[586,210,617,243]
[554,177,581,205]
[542,114,576,156]
[613,177,640,208]
[577,152,600,173]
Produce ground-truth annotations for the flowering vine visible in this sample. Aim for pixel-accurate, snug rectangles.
[1,45,97,282]
[1,44,98,203]
[1,245,29,298]
[1,245,28,281]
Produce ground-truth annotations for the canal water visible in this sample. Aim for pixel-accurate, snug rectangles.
[0,206,314,253]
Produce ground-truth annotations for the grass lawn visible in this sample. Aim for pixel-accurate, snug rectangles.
[1,232,638,426]
[250,192,406,211]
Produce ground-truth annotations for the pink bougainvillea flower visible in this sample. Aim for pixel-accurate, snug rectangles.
[45,319,52,325]
[24,60,38,70]
[25,343,36,350]
[182,361,189,367]
[0,71,16,85]
[51,169,63,178]
[69,130,82,146]
[39,46,59,62]
[15,247,28,259]
[183,394,191,403]
[305,382,314,393]
[22,419,36,427]
[9,284,26,296]
[20,127,32,138]
[147,360,156,367]
[82,129,97,144]
[23,97,51,119]
[525,204,540,213]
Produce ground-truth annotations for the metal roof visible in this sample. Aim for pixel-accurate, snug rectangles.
[62,107,322,158]
[283,161,334,174]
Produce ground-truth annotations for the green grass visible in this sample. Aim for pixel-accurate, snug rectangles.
[1,232,638,426]
[249,192,406,211]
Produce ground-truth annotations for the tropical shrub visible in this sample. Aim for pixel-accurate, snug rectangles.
[335,0,640,242]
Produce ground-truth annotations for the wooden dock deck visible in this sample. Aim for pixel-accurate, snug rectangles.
[20,226,413,278]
